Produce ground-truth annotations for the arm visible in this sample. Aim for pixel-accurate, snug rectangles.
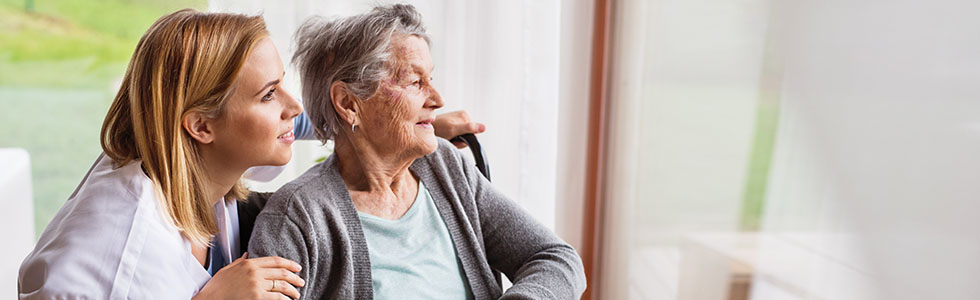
[460,154,587,299]
[247,201,316,299]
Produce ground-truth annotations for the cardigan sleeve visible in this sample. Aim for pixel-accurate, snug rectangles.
[456,148,588,299]
[247,193,317,299]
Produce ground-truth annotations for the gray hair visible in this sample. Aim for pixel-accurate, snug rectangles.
[293,3,430,142]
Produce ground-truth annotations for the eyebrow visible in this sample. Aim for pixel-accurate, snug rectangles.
[253,73,286,96]
[416,63,434,74]
[401,64,433,79]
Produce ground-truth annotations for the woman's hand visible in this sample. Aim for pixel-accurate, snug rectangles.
[193,253,306,300]
[432,110,486,148]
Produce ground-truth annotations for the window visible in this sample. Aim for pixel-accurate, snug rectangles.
[600,0,980,299]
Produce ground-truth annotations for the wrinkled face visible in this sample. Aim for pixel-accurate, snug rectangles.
[358,35,444,158]
[211,37,303,168]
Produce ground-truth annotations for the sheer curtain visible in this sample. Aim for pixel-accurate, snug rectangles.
[606,0,980,299]
[207,0,586,236]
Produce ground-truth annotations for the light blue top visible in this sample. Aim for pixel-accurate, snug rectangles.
[357,181,474,300]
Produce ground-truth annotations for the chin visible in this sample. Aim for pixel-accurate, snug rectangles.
[420,137,439,154]
[269,151,293,166]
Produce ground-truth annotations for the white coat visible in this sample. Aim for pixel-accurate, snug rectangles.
[18,154,240,299]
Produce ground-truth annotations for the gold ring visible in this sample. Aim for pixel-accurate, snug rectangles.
[271,279,277,290]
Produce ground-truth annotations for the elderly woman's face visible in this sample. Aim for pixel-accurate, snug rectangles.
[358,35,444,157]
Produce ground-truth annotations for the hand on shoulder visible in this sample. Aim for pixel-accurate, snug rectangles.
[193,253,305,300]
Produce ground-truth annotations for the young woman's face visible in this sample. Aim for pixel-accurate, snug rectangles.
[211,37,302,169]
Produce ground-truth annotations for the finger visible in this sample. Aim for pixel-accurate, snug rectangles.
[454,122,483,136]
[233,252,249,263]
[265,279,301,300]
[264,267,305,288]
[440,110,469,122]
[251,256,302,272]
[278,282,302,300]
[469,122,486,134]
[260,291,292,300]
[220,252,248,270]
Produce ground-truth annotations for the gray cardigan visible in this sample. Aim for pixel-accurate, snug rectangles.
[248,139,586,299]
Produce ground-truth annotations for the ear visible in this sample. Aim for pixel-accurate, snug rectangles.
[330,81,358,126]
[182,111,216,144]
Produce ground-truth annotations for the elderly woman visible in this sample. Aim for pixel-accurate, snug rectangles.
[248,4,586,300]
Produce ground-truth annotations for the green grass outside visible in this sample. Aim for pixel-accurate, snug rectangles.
[0,88,111,232]
[0,0,206,88]
[0,0,205,236]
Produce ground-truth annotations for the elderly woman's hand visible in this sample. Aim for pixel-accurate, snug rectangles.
[432,110,486,148]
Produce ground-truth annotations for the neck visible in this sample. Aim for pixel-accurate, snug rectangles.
[334,134,416,194]
[197,150,246,205]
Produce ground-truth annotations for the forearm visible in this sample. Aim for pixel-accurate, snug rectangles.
[473,180,586,298]
[499,243,586,299]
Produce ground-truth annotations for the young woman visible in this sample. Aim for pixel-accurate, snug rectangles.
[17,9,309,300]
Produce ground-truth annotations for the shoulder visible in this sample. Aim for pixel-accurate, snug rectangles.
[419,138,468,172]
[34,154,164,240]
[19,155,194,298]
[249,155,352,258]
[72,154,156,209]
[418,138,485,185]
[260,155,348,219]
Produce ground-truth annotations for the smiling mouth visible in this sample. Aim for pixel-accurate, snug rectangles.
[278,131,295,143]
[416,118,434,127]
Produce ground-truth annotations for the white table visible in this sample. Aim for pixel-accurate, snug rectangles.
[0,148,35,297]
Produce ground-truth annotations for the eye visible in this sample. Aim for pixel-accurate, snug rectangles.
[262,88,276,102]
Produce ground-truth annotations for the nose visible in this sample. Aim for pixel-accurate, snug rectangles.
[425,85,444,110]
[281,88,303,120]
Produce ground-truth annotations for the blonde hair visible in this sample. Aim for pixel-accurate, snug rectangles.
[101,9,268,247]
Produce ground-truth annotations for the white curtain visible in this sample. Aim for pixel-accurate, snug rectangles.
[208,0,588,236]
[607,0,980,299]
